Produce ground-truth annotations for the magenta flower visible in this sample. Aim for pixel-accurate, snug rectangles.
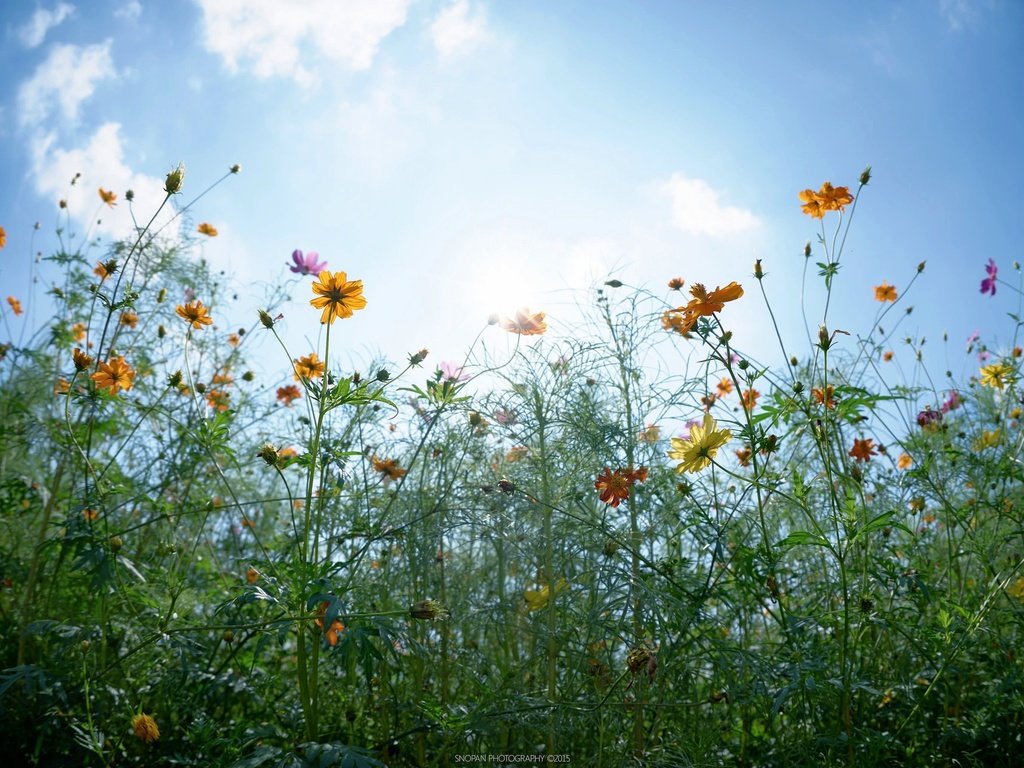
[916,407,942,430]
[493,408,517,425]
[941,390,962,413]
[980,259,997,296]
[438,361,469,382]
[289,249,328,276]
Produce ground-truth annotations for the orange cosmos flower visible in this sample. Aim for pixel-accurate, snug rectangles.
[661,310,690,337]
[501,308,547,336]
[817,182,854,212]
[292,353,324,380]
[72,348,93,371]
[310,270,367,324]
[849,438,877,463]
[227,333,241,347]
[176,300,213,329]
[734,446,752,466]
[120,311,138,329]
[206,389,230,412]
[671,282,744,334]
[54,377,71,395]
[897,453,913,470]
[812,385,835,409]
[667,277,685,291]
[276,384,302,405]
[6,296,22,316]
[98,188,117,207]
[372,456,407,481]
[91,356,135,394]
[594,466,648,508]
[883,350,893,362]
[93,261,115,280]
[716,377,733,397]
[874,282,898,302]
[325,619,345,646]
[131,713,160,743]
[82,508,99,522]
[197,222,218,237]
[740,388,760,411]
[798,188,826,219]
[506,445,530,462]
[246,567,259,584]
[72,322,87,341]
[0,225,6,248]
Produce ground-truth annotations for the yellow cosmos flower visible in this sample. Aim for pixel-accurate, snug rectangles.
[91,356,136,394]
[98,188,117,207]
[292,353,325,381]
[980,362,1015,390]
[667,413,732,474]
[1007,576,1024,600]
[973,429,1001,451]
[176,300,213,329]
[501,308,547,336]
[6,296,22,316]
[310,270,367,324]
[524,578,567,611]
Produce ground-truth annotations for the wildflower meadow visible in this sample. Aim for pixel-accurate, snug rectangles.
[2,166,1024,767]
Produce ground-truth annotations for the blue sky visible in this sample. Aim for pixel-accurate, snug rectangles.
[2,0,1022,387]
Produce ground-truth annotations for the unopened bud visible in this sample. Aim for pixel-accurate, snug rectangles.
[917,261,925,273]
[258,309,275,329]
[157,287,167,303]
[859,166,872,186]
[818,325,830,350]
[754,259,763,280]
[230,164,241,174]
[804,241,811,258]
[605,279,623,288]
[376,368,390,382]
[164,163,186,195]
[125,189,134,202]
[408,348,429,366]
[167,370,182,388]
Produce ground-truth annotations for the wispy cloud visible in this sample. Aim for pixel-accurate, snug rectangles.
[17,2,75,48]
[17,41,116,128]
[114,1,142,21]
[660,173,759,236]
[28,123,174,239]
[430,0,488,59]
[193,0,412,86]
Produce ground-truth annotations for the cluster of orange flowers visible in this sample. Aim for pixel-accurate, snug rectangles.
[798,182,853,219]
[594,466,648,507]
[372,456,407,481]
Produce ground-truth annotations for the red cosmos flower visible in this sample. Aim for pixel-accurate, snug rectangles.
[594,466,648,507]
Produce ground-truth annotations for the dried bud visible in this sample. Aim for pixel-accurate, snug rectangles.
[167,370,182,388]
[626,646,657,680]
[164,163,186,195]
[468,410,483,427]
[258,309,275,329]
[352,372,362,385]
[408,348,429,366]
[409,599,450,621]
[497,478,515,495]
[859,166,872,186]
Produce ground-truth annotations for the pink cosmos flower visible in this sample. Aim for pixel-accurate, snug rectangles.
[494,408,517,425]
[941,391,962,413]
[290,249,328,276]
[439,361,469,382]
[980,259,997,296]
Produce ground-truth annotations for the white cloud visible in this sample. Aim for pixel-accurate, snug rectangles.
[193,0,411,85]
[18,2,75,48]
[114,1,142,20]
[17,41,116,128]
[430,0,487,59]
[660,173,759,236]
[29,122,176,240]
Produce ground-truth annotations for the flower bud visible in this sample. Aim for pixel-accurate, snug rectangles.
[167,370,182,388]
[164,163,186,195]
[125,189,134,202]
[859,166,872,186]
[109,535,123,552]
[917,261,926,273]
[753,259,763,280]
[409,599,450,621]
[258,309,275,329]
[258,444,279,466]
[230,163,241,174]
[408,348,429,366]
[804,242,811,258]
[604,279,623,288]
[376,368,390,382]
